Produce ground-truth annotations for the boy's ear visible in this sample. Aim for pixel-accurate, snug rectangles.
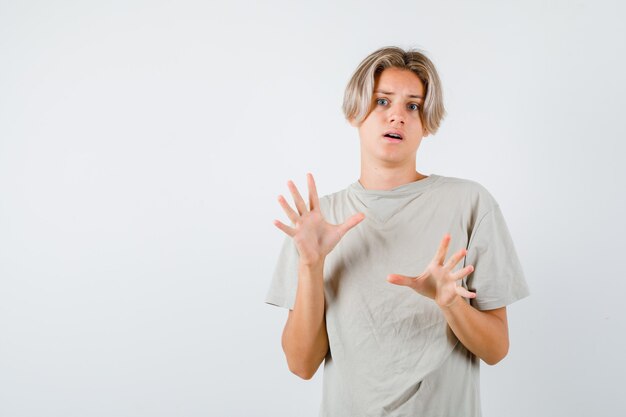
[348,117,359,127]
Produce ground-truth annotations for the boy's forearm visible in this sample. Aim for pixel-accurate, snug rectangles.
[440,296,509,365]
[281,260,329,379]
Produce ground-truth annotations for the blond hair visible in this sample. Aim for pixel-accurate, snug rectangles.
[342,46,446,135]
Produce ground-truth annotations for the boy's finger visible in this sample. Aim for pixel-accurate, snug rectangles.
[456,286,476,299]
[433,234,451,265]
[338,212,365,236]
[387,274,416,289]
[450,265,474,281]
[278,195,299,224]
[288,180,308,215]
[307,173,321,212]
[445,248,467,271]
[273,219,295,237]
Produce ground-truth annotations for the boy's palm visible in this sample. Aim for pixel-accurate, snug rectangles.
[388,234,476,307]
[274,173,365,266]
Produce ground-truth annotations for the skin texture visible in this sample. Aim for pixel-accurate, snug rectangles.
[274,67,510,379]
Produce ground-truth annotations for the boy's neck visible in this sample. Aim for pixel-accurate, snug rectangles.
[358,165,428,191]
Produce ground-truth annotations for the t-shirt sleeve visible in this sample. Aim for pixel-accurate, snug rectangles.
[464,204,530,310]
[265,234,299,310]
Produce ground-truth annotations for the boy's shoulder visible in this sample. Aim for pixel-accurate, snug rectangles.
[434,174,494,195]
[432,174,500,211]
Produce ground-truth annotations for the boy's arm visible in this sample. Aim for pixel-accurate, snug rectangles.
[273,173,364,379]
[388,234,510,365]
[440,302,509,365]
[281,261,329,379]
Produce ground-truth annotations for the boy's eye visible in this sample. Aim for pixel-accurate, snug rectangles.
[376,98,389,106]
[408,103,420,111]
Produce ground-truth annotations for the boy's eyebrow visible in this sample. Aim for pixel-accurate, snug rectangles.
[375,89,424,99]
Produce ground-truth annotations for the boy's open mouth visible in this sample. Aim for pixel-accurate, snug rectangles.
[383,131,403,140]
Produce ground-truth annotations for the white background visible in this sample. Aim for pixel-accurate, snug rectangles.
[1,0,625,416]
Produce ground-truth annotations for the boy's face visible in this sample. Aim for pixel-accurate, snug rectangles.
[354,67,428,167]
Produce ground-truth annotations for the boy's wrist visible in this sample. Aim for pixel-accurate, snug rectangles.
[299,258,325,271]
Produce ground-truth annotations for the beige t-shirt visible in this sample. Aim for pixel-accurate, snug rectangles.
[265,174,530,417]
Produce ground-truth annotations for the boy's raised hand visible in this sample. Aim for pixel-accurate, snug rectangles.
[387,234,476,307]
[274,173,365,266]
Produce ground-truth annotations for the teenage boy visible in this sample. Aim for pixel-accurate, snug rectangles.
[265,46,529,416]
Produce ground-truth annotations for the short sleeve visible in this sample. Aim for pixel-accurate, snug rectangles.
[464,204,530,310]
[265,235,300,310]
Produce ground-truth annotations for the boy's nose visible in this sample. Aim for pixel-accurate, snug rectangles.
[389,113,405,126]
[388,104,406,125]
